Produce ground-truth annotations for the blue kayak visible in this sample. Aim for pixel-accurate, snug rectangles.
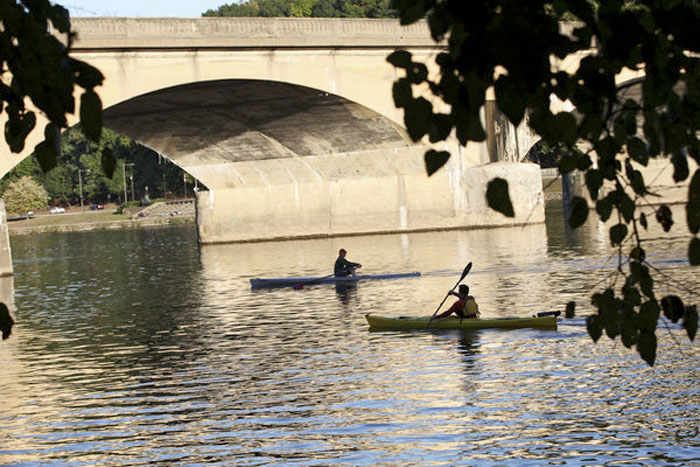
[250,272,421,289]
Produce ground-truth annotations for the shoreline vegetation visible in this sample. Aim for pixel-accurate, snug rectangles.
[7,201,195,236]
[7,177,563,236]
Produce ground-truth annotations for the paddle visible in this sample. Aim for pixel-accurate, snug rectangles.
[293,265,362,289]
[425,262,472,329]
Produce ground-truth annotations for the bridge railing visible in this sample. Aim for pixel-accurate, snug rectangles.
[66,17,440,50]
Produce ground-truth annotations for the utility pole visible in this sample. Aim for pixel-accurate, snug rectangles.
[78,168,89,212]
[122,163,134,203]
[122,163,127,203]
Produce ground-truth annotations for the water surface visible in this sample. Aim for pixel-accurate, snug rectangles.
[1,202,698,466]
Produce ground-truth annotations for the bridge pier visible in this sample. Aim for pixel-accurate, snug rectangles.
[0,200,13,277]
[194,147,544,244]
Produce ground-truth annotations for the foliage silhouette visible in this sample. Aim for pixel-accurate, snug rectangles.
[389,0,699,364]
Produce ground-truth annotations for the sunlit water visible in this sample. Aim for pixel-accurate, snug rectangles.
[1,201,699,466]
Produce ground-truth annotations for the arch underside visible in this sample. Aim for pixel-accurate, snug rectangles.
[103,79,417,190]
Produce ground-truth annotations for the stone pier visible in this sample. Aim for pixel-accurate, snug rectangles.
[195,148,544,244]
[0,200,13,277]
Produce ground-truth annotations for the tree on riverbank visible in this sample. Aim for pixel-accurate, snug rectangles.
[203,0,397,18]
[390,0,699,364]
[3,176,49,215]
[1,127,194,207]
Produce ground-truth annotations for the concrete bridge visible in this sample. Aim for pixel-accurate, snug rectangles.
[1,18,551,244]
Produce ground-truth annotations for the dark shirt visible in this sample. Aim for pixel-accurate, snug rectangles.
[334,256,361,276]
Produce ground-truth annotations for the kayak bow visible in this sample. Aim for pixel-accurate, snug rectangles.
[365,312,558,331]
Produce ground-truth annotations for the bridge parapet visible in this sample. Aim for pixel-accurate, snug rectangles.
[68,17,438,50]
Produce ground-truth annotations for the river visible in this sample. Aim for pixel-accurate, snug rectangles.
[1,201,699,466]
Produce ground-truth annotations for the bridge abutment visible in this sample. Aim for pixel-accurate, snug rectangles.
[194,147,544,244]
[0,201,13,277]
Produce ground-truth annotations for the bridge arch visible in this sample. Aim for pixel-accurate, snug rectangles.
[101,78,418,193]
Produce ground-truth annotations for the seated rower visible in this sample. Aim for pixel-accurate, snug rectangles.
[334,248,362,277]
[435,284,480,319]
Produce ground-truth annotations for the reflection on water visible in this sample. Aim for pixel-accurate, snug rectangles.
[0,203,699,466]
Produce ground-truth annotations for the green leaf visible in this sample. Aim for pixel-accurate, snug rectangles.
[71,59,105,89]
[609,223,628,246]
[101,147,116,179]
[661,295,684,323]
[558,153,577,175]
[618,191,636,223]
[630,246,645,262]
[592,288,619,339]
[586,314,603,342]
[5,110,36,153]
[638,300,660,332]
[627,137,649,166]
[585,169,603,200]
[494,75,527,126]
[33,124,61,172]
[387,50,413,69]
[565,301,576,319]
[567,196,589,229]
[424,150,450,176]
[637,330,656,366]
[404,97,433,141]
[553,112,578,146]
[627,262,653,298]
[683,306,698,341]
[576,154,593,171]
[33,141,57,172]
[687,170,700,234]
[407,62,428,84]
[629,169,646,196]
[429,113,453,143]
[454,107,486,144]
[50,4,71,33]
[596,197,613,222]
[690,237,700,266]
[640,212,648,230]
[80,90,103,142]
[0,302,13,340]
[671,151,689,183]
[655,204,674,232]
[620,308,638,348]
[486,178,514,217]
[398,0,428,25]
[392,78,413,108]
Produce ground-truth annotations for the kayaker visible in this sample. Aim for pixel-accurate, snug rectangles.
[334,248,362,277]
[435,284,480,319]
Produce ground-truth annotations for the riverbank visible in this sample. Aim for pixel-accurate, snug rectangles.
[7,203,195,236]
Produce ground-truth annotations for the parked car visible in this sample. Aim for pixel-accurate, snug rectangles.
[49,207,65,214]
[90,204,105,210]
[26,211,34,218]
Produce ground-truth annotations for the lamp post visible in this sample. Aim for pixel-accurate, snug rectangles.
[122,163,134,203]
[78,168,89,212]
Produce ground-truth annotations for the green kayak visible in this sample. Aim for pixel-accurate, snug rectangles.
[365,312,559,331]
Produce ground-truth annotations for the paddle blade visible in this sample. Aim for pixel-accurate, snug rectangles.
[460,262,472,281]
